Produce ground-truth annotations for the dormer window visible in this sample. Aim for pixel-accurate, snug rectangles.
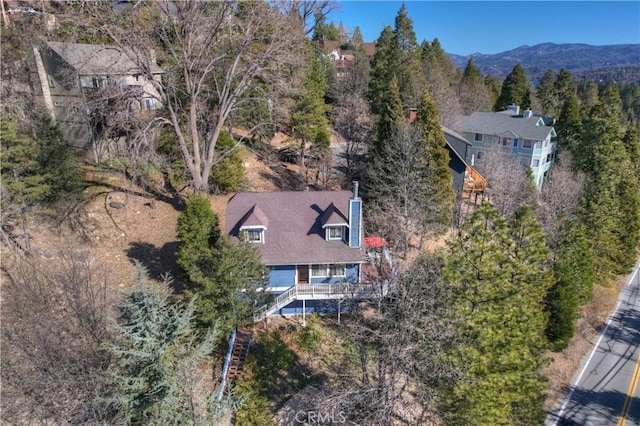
[326,226,345,241]
[241,227,265,244]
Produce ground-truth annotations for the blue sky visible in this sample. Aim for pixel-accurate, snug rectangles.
[328,1,640,56]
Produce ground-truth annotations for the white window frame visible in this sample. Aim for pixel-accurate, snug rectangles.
[144,98,156,111]
[326,226,344,241]
[533,159,540,167]
[241,227,265,244]
[310,264,346,278]
[523,139,533,149]
[501,137,512,146]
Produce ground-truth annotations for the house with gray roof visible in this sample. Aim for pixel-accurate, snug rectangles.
[31,41,163,147]
[226,183,384,320]
[452,105,557,189]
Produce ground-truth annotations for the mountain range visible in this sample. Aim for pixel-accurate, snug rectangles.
[448,43,640,83]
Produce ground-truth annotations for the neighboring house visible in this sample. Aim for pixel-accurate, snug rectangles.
[407,109,486,199]
[453,105,557,189]
[226,183,384,321]
[30,41,163,147]
[443,127,488,199]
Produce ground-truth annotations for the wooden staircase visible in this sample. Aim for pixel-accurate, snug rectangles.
[225,329,253,380]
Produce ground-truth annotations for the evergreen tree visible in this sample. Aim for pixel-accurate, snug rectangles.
[494,64,532,111]
[393,4,425,108]
[484,75,502,109]
[459,57,491,113]
[556,87,582,158]
[554,69,575,110]
[372,76,405,157]
[578,85,637,278]
[420,38,462,119]
[444,203,551,425]
[106,268,228,424]
[177,195,268,332]
[0,112,51,208]
[292,45,330,167]
[210,131,244,193]
[351,26,364,47]
[545,220,594,351]
[415,90,455,229]
[368,26,398,115]
[623,123,640,173]
[368,5,425,113]
[536,69,557,115]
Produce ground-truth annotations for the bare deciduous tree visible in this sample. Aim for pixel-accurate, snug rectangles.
[0,251,116,424]
[364,124,428,259]
[332,93,372,182]
[476,149,538,217]
[307,252,460,425]
[538,153,585,247]
[82,1,307,192]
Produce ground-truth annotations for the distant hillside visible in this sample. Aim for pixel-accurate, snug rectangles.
[449,43,640,83]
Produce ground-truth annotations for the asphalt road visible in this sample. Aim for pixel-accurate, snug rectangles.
[545,261,640,426]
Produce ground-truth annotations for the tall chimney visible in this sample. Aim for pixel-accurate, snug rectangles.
[349,181,362,248]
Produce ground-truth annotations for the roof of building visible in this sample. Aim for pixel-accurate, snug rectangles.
[454,110,556,141]
[226,190,365,266]
[46,41,163,75]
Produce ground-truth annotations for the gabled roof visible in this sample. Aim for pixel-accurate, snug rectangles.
[454,110,556,141]
[226,190,364,266]
[46,41,163,75]
[320,203,349,227]
[238,205,269,229]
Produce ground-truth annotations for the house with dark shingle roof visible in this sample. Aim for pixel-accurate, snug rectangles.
[31,41,163,147]
[452,105,557,189]
[226,183,383,320]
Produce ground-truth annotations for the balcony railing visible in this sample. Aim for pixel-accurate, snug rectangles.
[253,282,389,322]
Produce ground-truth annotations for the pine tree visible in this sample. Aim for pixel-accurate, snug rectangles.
[545,220,594,351]
[444,203,551,425]
[556,88,582,158]
[368,26,398,115]
[292,45,330,167]
[177,194,268,332]
[579,85,637,278]
[210,131,244,193]
[494,64,532,111]
[372,76,405,157]
[415,90,455,229]
[536,69,557,115]
[393,4,425,108]
[459,57,491,113]
[0,112,51,208]
[106,268,228,424]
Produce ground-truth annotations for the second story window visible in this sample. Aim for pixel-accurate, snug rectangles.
[241,227,265,244]
[523,139,533,149]
[474,133,483,142]
[501,137,512,146]
[326,226,344,241]
[144,98,156,111]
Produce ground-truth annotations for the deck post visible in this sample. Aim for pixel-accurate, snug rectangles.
[302,299,306,327]
[337,299,341,324]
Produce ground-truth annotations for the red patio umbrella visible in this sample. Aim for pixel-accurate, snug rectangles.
[365,235,387,248]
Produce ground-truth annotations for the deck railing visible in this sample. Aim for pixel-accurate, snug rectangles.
[253,282,388,322]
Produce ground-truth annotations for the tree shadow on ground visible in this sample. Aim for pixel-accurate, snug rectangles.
[259,164,307,191]
[126,241,186,293]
